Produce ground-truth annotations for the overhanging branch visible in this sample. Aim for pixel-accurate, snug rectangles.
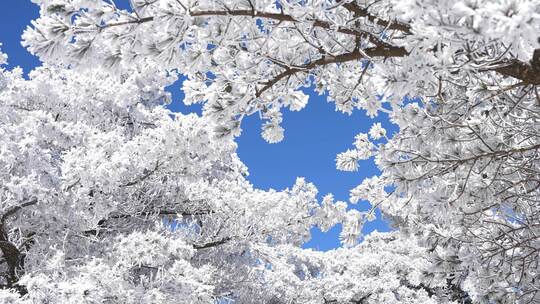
[98,4,540,85]
[256,45,407,97]
[491,58,540,85]
[102,8,391,48]
[342,2,412,34]
[0,199,38,228]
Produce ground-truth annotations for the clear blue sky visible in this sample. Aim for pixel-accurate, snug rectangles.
[1,0,393,251]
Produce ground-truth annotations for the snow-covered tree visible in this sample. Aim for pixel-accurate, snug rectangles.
[14,0,540,302]
[339,86,540,303]
[247,231,470,304]
[23,0,540,140]
[0,44,458,303]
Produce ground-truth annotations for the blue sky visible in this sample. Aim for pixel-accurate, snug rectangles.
[1,0,393,251]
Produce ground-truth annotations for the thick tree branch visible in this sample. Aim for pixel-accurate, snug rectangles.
[256,45,407,97]
[342,2,412,34]
[120,161,160,187]
[100,6,540,86]
[193,236,232,249]
[0,199,38,292]
[84,209,214,236]
[189,9,391,46]
[0,199,37,290]
[222,16,537,86]
[103,9,388,48]
[0,239,22,289]
[0,199,38,228]
[491,58,540,85]
[324,292,372,304]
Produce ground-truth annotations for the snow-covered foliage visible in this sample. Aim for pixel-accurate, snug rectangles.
[249,232,467,304]
[22,0,540,142]
[6,0,540,302]
[0,44,451,303]
[341,90,540,303]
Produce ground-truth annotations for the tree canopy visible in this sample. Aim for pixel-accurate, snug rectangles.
[0,0,539,303]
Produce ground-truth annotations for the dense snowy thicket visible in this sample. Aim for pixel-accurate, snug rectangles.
[0,0,539,303]
[0,48,459,303]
